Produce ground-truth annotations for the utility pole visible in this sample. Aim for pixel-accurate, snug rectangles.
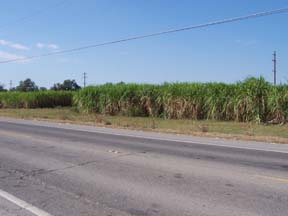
[273,51,277,85]
[83,72,87,88]
[9,80,12,90]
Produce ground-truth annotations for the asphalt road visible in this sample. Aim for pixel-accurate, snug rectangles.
[0,118,287,216]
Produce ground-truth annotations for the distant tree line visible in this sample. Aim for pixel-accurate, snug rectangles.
[0,79,81,92]
[0,84,7,92]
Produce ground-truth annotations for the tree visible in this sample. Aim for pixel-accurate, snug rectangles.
[0,84,7,92]
[51,80,81,91]
[39,87,47,91]
[16,79,39,92]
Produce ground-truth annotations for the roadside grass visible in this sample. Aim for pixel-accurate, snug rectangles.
[0,108,287,144]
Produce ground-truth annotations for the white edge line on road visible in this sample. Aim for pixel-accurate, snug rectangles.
[0,189,53,216]
[1,118,288,154]
[68,128,288,154]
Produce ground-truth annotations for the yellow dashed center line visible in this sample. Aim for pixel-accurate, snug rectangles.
[255,175,288,183]
[0,130,56,146]
[0,130,32,139]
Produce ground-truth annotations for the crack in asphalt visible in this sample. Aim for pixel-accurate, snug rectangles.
[0,149,155,216]
[4,149,150,181]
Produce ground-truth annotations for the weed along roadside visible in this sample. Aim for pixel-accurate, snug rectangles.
[0,77,287,144]
[0,108,288,144]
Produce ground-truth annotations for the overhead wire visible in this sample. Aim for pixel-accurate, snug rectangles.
[0,0,70,33]
[0,7,288,64]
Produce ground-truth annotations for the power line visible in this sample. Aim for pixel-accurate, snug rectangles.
[1,7,288,64]
[0,0,70,33]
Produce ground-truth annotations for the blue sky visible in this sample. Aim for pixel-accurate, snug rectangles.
[0,0,287,88]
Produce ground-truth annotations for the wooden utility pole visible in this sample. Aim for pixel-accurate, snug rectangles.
[9,80,12,90]
[83,72,87,88]
[273,51,277,85]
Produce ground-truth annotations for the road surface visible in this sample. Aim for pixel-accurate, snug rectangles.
[0,118,287,216]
